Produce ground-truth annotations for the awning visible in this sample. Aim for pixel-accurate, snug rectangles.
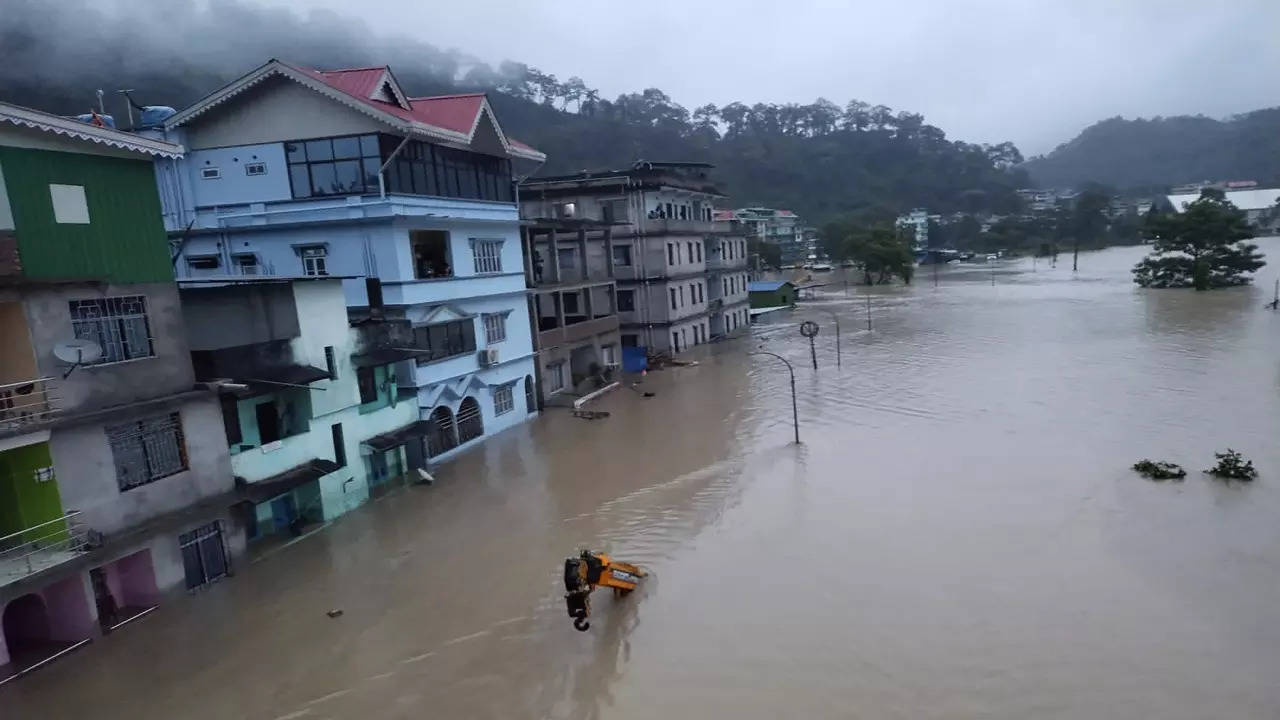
[362,420,432,453]
[242,364,331,387]
[351,348,424,368]
[234,458,340,505]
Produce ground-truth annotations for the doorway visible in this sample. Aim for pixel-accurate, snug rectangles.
[255,402,281,444]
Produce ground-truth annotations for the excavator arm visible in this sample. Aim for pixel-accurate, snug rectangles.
[563,550,647,631]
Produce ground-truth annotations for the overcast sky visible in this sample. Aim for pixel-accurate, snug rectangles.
[264,0,1277,156]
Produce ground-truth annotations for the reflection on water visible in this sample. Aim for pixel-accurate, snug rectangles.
[5,242,1280,719]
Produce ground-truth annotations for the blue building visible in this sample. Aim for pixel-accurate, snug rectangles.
[149,60,545,465]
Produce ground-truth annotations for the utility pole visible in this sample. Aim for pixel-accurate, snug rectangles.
[750,351,800,444]
[865,294,872,331]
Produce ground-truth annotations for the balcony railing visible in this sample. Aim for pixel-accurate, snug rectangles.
[0,378,59,433]
[0,511,91,587]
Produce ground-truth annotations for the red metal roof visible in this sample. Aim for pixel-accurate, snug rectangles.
[407,94,485,136]
[286,62,540,157]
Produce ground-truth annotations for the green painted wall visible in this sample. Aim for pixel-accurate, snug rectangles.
[748,285,797,309]
[0,146,172,283]
[0,442,65,543]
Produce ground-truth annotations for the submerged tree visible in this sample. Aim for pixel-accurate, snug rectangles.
[1133,189,1265,290]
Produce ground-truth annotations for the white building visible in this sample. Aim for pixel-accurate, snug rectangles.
[1166,188,1280,231]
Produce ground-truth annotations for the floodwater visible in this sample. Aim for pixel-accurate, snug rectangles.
[6,242,1280,719]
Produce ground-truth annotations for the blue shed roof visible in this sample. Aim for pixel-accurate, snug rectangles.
[748,281,793,292]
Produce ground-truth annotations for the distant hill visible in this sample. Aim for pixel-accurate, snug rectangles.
[1024,109,1280,190]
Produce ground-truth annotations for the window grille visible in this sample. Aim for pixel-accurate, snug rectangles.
[69,295,153,364]
[107,412,188,490]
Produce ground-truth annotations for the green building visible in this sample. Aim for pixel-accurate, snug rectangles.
[748,280,797,309]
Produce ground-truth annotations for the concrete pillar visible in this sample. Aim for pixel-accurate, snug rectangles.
[554,292,565,329]
[521,226,534,287]
[548,230,561,283]
[604,228,615,279]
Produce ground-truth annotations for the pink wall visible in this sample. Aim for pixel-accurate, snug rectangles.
[103,549,159,608]
[38,575,95,643]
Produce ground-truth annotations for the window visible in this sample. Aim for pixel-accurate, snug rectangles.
[324,346,337,378]
[70,295,153,364]
[723,278,728,295]
[696,243,703,262]
[285,134,380,198]
[670,288,677,311]
[411,230,451,279]
[300,246,328,276]
[186,255,219,270]
[687,242,694,262]
[412,319,477,363]
[622,334,639,347]
[200,168,221,180]
[524,375,536,413]
[697,283,704,303]
[483,312,507,343]
[107,413,188,490]
[494,384,514,415]
[667,244,675,265]
[471,239,504,274]
[357,367,378,404]
[555,202,576,219]
[244,162,267,176]
[180,521,227,590]
[665,202,673,218]
[562,293,580,315]
[612,245,632,266]
[601,344,617,367]
[549,362,566,392]
[49,184,90,224]
[378,136,513,202]
[601,199,627,223]
[617,290,635,312]
[34,466,54,483]
[557,248,577,269]
[678,285,685,306]
[220,395,241,447]
[233,253,259,275]
[331,423,346,468]
[457,397,484,443]
[672,331,680,352]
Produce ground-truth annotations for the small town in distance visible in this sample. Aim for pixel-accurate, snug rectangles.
[1,4,1279,717]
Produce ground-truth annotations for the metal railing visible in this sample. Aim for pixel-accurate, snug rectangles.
[0,511,91,582]
[0,377,59,432]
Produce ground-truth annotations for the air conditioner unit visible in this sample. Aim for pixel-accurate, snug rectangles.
[479,348,499,366]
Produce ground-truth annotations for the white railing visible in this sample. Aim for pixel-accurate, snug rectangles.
[0,511,90,582]
[0,377,59,432]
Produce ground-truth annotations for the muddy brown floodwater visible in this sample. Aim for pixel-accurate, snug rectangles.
[6,242,1280,719]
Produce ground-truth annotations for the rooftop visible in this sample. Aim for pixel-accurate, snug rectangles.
[0,100,184,158]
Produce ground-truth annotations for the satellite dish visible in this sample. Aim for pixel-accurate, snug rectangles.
[53,338,103,377]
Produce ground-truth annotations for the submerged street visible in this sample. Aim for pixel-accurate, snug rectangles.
[5,242,1280,719]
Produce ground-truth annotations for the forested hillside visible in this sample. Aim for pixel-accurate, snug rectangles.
[1,0,1026,223]
[1024,110,1280,190]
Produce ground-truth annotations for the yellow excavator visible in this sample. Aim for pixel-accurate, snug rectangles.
[563,550,647,631]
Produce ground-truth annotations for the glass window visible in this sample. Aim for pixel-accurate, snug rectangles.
[413,319,476,363]
[360,135,380,156]
[617,290,635,312]
[494,385,514,415]
[612,245,632,266]
[357,367,378,404]
[334,160,362,193]
[304,139,333,161]
[107,412,188,490]
[472,239,504,273]
[69,295,153,364]
[332,136,361,159]
[309,163,337,194]
[286,142,305,162]
[483,313,507,343]
[290,166,312,198]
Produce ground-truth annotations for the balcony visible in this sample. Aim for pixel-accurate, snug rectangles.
[0,378,59,436]
[230,430,322,485]
[538,314,620,347]
[629,219,733,236]
[381,272,526,306]
[0,512,91,588]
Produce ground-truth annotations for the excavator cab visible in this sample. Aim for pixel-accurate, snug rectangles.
[563,550,647,631]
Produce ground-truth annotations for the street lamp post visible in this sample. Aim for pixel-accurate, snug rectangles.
[799,321,820,370]
[749,351,800,444]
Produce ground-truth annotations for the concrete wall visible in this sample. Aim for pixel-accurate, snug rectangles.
[0,299,36,383]
[182,79,385,151]
[180,282,301,351]
[22,281,195,415]
[184,142,292,208]
[50,394,233,537]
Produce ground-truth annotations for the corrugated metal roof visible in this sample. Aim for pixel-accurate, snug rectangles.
[1167,188,1280,212]
[0,100,184,158]
[748,281,792,292]
[408,94,485,136]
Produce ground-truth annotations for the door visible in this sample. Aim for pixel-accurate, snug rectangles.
[89,567,119,632]
[256,402,281,444]
[180,522,228,590]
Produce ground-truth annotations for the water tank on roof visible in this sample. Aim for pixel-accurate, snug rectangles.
[137,106,177,129]
[73,113,116,128]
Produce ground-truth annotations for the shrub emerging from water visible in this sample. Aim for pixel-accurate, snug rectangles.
[1132,459,1187,480]
[1204,449,1257,481]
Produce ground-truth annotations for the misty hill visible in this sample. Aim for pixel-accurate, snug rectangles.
[0,0,1026,223]
[1024,109,1280,190]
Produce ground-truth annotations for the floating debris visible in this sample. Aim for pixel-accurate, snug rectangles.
[1205,449,1257,481]
[1132,459,1187,480]
[326,609,344,618]
[572,409,610,420]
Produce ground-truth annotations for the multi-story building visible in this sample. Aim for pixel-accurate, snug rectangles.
[178,277,420,541]
[895,208,932,250]
[0,102,239,677]
[730,207,805,266]
[519,219,621,404]
[152,59,544,466]
[521,162,749,355]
